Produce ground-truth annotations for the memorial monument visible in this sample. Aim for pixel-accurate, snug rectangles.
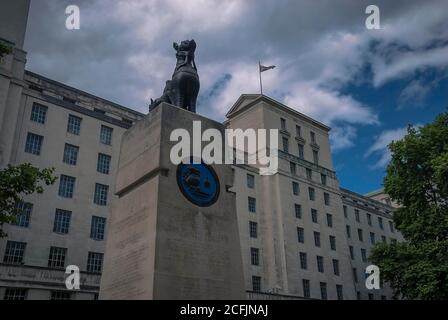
[99,40,245,300]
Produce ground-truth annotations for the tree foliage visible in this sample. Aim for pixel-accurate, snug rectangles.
[0,163,57,238]
[0,42,13,58]
[370,112,448,299]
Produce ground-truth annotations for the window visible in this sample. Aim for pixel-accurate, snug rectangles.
[280,118,286,130]
[290,162,296,175]
[250,247,259,265]
[30,103,47,124]
[312,150,319,164]
[94,183,109,206]
[389,221,395,233]
[329,236,336,251]
[25,132,43,155]
[349,246,355,260]
[310,131,316,143]
[298,144,304,159]
[336,285,343,300]
[316,256,324,273]
[48,246,67,269]
[346,225,351,238]
[100,125,113,145]
[302,279,310,298]
[91,216,106,241]
[381,295,387,300]
[247,174,255,189]
[51,291,71,300]
[368,293,374,300]
[326,213,333,227]
[378,217,384,229]
[357,291,362,300]
[324,192,330,205]
[252,276,261,292]
[314,231,321,247]
[294,204,302,219]
[296,125,301,137]
[311,209,318,223]
[299,252,307,270]
[355,209,360,222]
[249,221,258,238]
[361,248,367,262]
[320,282,327,300]
[358,229,364,242]
[63,143,79,165]
[321,174,327,186]
[370,232,376,244]
[53,209,71,234]
[3,241,26,264]
[333,259,340,276]
[248,197,256,213]
[87,252,104,273]
[58,175,75,198]
[343,205,347,218]
[297,227,304,243]
[292,181,299,195]
[381,235,387,243]
[391,238,397,244]
[306,168,312,180]
[353,268,358,283]
[67,115,82,135]
[282,137,289,153]
[4,288,27,300]
[367,213,372,226]
[308,187,315,201]
[97,153,111,174]
[12,201,32,228]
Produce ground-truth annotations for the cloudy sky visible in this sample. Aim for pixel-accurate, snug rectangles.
[24,0,448,194]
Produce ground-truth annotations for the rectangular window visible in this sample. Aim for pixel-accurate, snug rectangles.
[308,187,315,201]
[324,192,330,205]
[249,221,258,238]
[252,276,261,292]
[299,252,307,270]
[94,183,109,206]
[389,221,395,233]
[378,217,384,229]
[302,279,310,298]
[355,209,360,222]
[298,144,304,159]
[100,125,113,145]
[48,246,67,269]
[3,241,26,264]
[51,291,71,300]
[25,132,43,155]
[280,118,286,130]
[370,232,376,244]
[30,103,48,124]
[311,209,318,223]
[329,235,336,251]
[247,174,255,189]
[297,227,305,243]
[290,162,296,175]
[358,229,364,242]
[333,259,340,276]
[294,204,302,219]
[313,150,319,164]
[248,197,256,213]
[63,143,79,165]
[310,131,316,143]
[12,201,32,228]
[320,282,327,300]
[250,247,259,266]
[326,213,333,227]
[336,285,343,300]
[67,114,82,135]
[306,168,312,180]
[321,174,327,186]
[292,181,299,195]
[346,225,351,238]
[53,209,71,234]
[314,231,321,247]
[343,205,347,218]
[361,248,367,262]
[316,255,324,273]
[353,268,358,283]
[90,216,106,241]
[58,175,75,198]
[4,288,27,300]
[368,293,374,300]
[349,246,355,260]
[381,235,387,243]
[367,213,372,226]
[87,252,104,273]
[97,153,111,174]
[296,125,301,137]
[282,137,289,153]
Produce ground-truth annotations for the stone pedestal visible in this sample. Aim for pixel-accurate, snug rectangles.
[99,103,245,299]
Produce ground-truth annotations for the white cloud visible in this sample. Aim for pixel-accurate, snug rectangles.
[330,126,357,152]
[365,127,409,169]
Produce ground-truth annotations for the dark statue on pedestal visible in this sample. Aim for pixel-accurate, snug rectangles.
[149,39,200,113]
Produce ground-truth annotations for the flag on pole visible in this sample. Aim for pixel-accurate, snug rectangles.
[259,64,276,72]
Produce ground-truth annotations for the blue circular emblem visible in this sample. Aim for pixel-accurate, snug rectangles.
[176,161,220,207]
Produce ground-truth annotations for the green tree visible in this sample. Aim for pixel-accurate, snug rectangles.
[370,112,448,300]
[0,42,13,58]
[0,163,57,237]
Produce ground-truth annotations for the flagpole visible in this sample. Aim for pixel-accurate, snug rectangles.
[259,61,263,95]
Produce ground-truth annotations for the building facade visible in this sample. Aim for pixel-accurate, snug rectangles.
[0,1,403,300]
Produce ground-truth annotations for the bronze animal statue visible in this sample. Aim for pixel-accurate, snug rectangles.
[149,39,200,113]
